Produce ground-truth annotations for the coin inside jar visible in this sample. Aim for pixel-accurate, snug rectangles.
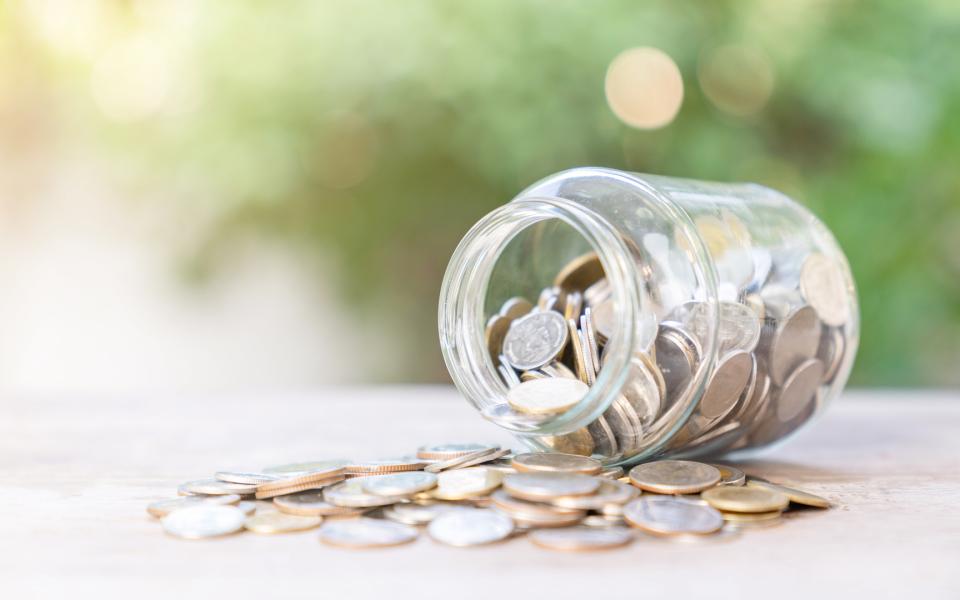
[507,378,589,415]
[628,460,721,495]
[502,310,569,371]
[511,452,602,475]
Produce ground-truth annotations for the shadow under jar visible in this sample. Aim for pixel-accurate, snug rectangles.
[439,168,858,466]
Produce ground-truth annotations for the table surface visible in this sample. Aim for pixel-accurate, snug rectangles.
[3,387,959,599]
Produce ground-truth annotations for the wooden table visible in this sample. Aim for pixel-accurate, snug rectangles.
[3,387,959,599]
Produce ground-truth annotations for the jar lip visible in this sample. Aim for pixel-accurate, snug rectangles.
[438,195,640,436]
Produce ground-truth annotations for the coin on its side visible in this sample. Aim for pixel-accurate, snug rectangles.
[262,460,350,477]
[485,315,512,363]
[161,505,247,539]
[628,460,721,495]
[417,443,495,461]
[345,458,427,475]
[500,296,534,321]
[512,453,602,475]
[178,479,258,497]
[746,479,831,508]
[554,252,605,291]
[361,471,437,497]
[623,496,723,536]
[529,526,634,551]
[701,486,789,513]
[503,472,601,501]
[502,310,569,371]
[215,471,279,485]
[273,490,370,517]
[319,518,419,549]
[428,508,515,547]
[507,378,589,416]
[544,428,595,457]
[776,358,824,423]
[244,512,323,534]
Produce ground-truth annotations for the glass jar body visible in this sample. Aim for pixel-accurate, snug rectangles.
[439,168,858,466]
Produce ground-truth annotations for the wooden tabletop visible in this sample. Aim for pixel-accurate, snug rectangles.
[3,387,959,599]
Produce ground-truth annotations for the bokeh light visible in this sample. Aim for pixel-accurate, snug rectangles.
[698,44,775,117]
[605,47,684,130]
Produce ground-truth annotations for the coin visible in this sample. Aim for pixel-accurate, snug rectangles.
[800,252,850,326]
[582,308,601,377]
[319,518,419,549]
[544,427,595,456]
[699,350,753,421]
[655,323,701,406]
[485,315,512,362]
[672,301,761,355]
[711,464,746,487]
[603,395,643,453]
[503,472,601,501]
[431,467,504,500]
[499,296,534,321]
[215,471,279,485]
[512,453,602,475]
[345,458,426,475]
[236,501,257,516]
[323,479,405,508]
[628,460,721,494]
[502,310,569,371]
[721,509,783,523]
[747,479,832,508]
[424,446,506,473]
[554,252,605,291]
[178,479,257,497]
[567,317,591,383]
[479,403,547,431]
[507,378,589,415]
[382,502,457,525]
[817,325,846,384]
[361,471,438,497]
[551,479,639,510]
[255,476,344,500]
[262,460,350,477]
[622,355,662,427]
[769,305,822,385]
[777,358,825,423]
[529,526,633,551]
[256,465,345,490]
[147,494,241,518]
[161,505,247,539]
[564,290,584,322]
[701,486,789,513]
[599,466,624,479]
[417,443,495,461]
[623,496,724,536]
[587,415,619,457]
[244,512,323,534]
[428,508,515,546]
[273,490,369,517]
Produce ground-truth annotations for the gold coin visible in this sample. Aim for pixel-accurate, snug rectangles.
[721,509,783,523]
[499,296,534,321]
[345,458,427,475]
[545,428,595,457]
[244,512,323,534]
[512,453,602,475]
[628,460,721,495]
[554,252,605,291]
[485,315,512,362]
[746,478,832,508]
[711,464,746,487]
[701,486,789,513]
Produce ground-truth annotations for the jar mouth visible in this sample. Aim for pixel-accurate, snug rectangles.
[438,196,640,436]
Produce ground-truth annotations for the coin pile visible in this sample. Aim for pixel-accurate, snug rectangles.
[482,237,852,460]
[149,449,831,550]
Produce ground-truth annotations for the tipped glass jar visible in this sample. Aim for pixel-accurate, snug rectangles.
[439,168,858,466]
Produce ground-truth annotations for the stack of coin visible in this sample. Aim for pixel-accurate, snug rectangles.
[149,450,831,550]
[483,238,852,460]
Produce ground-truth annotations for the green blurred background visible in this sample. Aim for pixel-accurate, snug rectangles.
[1,0,958,391]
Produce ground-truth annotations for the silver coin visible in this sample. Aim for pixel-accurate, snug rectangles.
[273,490,369,517]
[161,505,246,539]
[699,350,753,421]
[319,518,418,549]
[323,479,404,508]
[502,310,569,370]
[541,361,578,379]
[215,471,279,485]
[262,460,350,477]
[178,479,257,496]
[816,325,846,384]
[776,358,825,423]
[623,496,724,536]
[748,248,773,291]
[587,415,619,457]
[479,403,547,431]
[147,494,240,518]
[622,355,662,427]
[671,301,761,355]
[361,471,438,497]
[507,378,588,415]
[485,314,512,363]
[503,472,601,501]
[424,446,507,473]
[581,310,601,381]
[416,443,494,461]
[655,322,701,407]
[604,395,643,453]
[550,479,639,510]
[529,525,634,551]
[432,467,504,500]
[760,284,803,321]
[383,502,458,525]
[511,452,602,475]
[800,252,850,326]
[769,305,822,385]
[428,508,514,546]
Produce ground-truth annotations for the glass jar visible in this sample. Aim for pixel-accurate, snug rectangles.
[439,167,858,466]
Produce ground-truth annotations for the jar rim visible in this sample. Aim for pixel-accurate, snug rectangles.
[438,195,641,436]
